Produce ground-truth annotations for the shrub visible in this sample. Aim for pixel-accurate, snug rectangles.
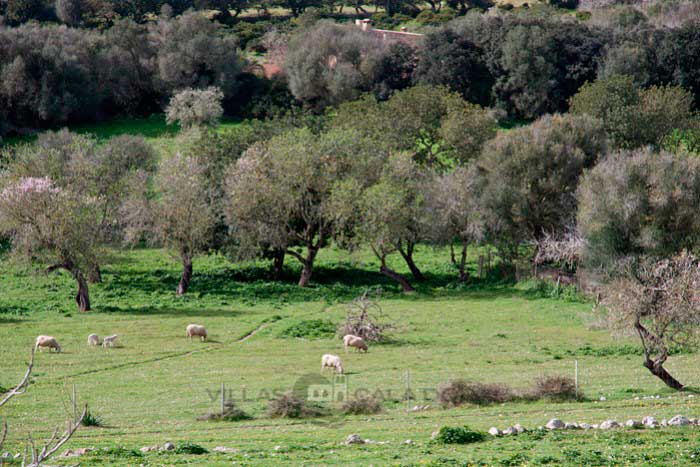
[341,395,383,415]
[531,376,580,401]
[81,410,104,427]
[433,426,486,444]
[547,0,579,8]
[437,379,514,407]
[197,400,253,422]
[174,442,208,455]
[279,319,336,339]
[267,392,321,418]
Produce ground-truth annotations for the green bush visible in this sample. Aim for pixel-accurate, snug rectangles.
[433,426,486,444]
[81,410,104,427]
[174,442,208,455]
[278,319,336,339]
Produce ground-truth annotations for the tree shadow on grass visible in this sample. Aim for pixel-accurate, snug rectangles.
[93,305,245,318]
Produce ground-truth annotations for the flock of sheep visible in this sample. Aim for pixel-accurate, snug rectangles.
[33,324,369,375]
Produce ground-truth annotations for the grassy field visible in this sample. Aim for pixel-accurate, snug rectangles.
[2,246,700,465]
[2,115,242,156]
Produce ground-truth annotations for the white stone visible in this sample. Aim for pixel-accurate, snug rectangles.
[580,423,592,430]
[162,442,175,451]
[599,396,607,401]
[513,423,526,434]
[140,446,158,453]
[403,439,413,445]
[661,419,668,426]
[600,420,620,430]
[488,427,502,436]
[642,416,656,426]
[1,452,11,459]
[503,426,518,435]
[564,422,580,430]
[591,424,599,429]
[345,434,364,445]
[625,420,642,428]
[668,415,690,426]
[213,446,237,453]
[545,419,565,430]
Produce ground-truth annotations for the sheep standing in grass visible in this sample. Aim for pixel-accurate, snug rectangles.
[186,324,207,342]
[321,354,344,374]
[87,334,100,346]
[102,335,118,348]
[343,335,368,353]
[35,335,61,353]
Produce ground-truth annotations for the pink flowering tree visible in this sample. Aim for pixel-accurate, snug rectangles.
[0,177,100,311]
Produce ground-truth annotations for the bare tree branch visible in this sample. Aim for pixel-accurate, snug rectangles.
[0,348,35,408]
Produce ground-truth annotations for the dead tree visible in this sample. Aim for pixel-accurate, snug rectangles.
[603,251,700,390]
[0,347,87,466]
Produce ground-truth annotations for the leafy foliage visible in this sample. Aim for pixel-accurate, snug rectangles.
[433,426,487,444]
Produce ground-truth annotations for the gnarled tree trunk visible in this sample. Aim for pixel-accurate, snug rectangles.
[177,256,193,296]
[74,270,91,312]
[643,358,684,390]
[88,264,102,284]
[398,242,425,281]
[635,320,684,390]
[458,241,468,282]
[374,247,414,292]
[271,249,285,281]
[297,246,319,288]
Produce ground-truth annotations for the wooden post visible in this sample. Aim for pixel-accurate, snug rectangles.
[575,360,579,400]
[406,370,410,414]
[478,256,484,279]
[73,384,77,422]
[221,383,225,416]
[487,250,491,273]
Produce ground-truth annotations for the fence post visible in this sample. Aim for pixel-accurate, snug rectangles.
[406,370,410,414]
[478,256,484,278]
[487,250,491,273]
[221,382,225,416]
[73,384,77,422]
[575,360,579,400]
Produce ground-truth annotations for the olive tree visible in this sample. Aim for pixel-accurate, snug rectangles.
[426,165,484,282]
[165,87,224,129]
[344,152,428,292]
[151,153,216,295]
[603,252,700,390]
[479,114,607,261]
[0,177,100,311]
[8,130,156,282]
[577,148,700,272]
[285,20,382,109]
[149,10,242,98]
[224,128,380,287]
[570,76,695,149]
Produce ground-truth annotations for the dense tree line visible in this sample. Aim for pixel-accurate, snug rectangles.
[0,9,241,134]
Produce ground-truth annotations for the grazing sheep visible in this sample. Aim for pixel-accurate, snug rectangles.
[186,324,207,342]
[35,335,61,353]
[343,335,368,353]
[87,334,100,346]
[321,354,344,374]
[102,334,118,348]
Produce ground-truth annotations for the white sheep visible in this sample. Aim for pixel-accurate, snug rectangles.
[102,334,118,348]
[186,324,207,342]
[35,335,61,353]
[87,334,100,346]
[321,354,344,374]
[343,335,368,353]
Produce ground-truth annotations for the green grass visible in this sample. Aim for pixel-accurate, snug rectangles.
[2,246,700,465]
[2,115,242,157]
